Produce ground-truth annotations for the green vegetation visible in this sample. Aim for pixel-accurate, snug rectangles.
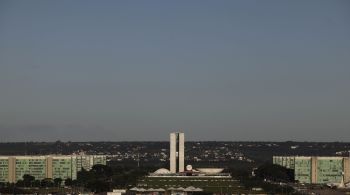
[0,164,153,194]
[255,163,294,182]
[73,164,154,192]
[228,162,296,194]
[0,162,298,194]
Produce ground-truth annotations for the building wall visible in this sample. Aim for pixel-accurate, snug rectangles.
[8,157,15,183]
[273,156,295,169]
[178,133,185,173]
[285,156,295,169]
[46,157,53,179]
[344,158,350,183]
[75,155,107,171]
[93,155,107,165]
[316,157,343,184]
[15,156,47,182]
[76,155,92,171]
[71,157,77,180]
[170,133,177,173]
[0,157,9,182]
[311,157,317,183]
[294,157,312,183]
[273,156,350,184]
[272,156,282,166]
[0,155,106,183]
[52,156,75,180]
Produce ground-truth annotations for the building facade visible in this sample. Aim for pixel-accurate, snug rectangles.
[170,132,185,173]
[273,156,350,184]
[0,155,106,183]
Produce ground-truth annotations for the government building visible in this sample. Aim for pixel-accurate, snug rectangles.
[131,132,247,194]
[273,156,350,184]
[0,155,106,183]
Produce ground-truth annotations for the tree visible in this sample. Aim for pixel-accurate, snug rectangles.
[41,178,54,187]
[16,179,25,187]
[77,168,93,186]
[255,163,294,182]
[91,164,113,178]
[22,174,35,187]
[53,178,62,187]
[87,179,110,193]
[75,165,152,192]
[33,180,41,187]
[64,178,73,186]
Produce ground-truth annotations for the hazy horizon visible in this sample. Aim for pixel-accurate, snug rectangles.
[1,136,350,143]
[1,0,349,142]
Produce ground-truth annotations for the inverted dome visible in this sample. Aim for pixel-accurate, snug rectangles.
[196,168,224,174]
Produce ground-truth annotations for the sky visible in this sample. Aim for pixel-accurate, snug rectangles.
[0,0,350,142]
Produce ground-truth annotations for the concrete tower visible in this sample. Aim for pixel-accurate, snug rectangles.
[170,133,177,173]
[170,132,185,173]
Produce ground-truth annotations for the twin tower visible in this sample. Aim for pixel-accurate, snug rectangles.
[170,132,185,173]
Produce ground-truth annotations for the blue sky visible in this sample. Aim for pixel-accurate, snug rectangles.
[0,0,349,141]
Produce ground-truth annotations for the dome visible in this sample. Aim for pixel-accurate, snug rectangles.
[154,168,171,174]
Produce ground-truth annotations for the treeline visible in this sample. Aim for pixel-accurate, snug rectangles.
[1,162,296,194]
[229,163,296,194]
[0,164,156,193]
[74,164,155,192]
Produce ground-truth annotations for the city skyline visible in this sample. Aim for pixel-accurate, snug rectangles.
[1,0,350,142]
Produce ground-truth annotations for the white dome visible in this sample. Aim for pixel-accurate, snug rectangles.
[186,165,193,171]
[154,168,171,174]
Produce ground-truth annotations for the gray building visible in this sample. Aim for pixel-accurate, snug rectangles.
[170,132,185,173]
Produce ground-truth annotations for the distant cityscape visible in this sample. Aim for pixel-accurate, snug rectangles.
[1,141,350,164]
[1,0,349,194]
[0,133,350,194]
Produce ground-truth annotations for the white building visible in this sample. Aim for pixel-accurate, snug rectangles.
[170,132,185,173]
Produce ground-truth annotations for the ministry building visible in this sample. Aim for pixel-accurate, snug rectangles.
[273,156,350,184]
[0,155,106,183]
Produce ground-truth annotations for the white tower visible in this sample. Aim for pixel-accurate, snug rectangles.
[170,132,185,173]
[170,133,177,173]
